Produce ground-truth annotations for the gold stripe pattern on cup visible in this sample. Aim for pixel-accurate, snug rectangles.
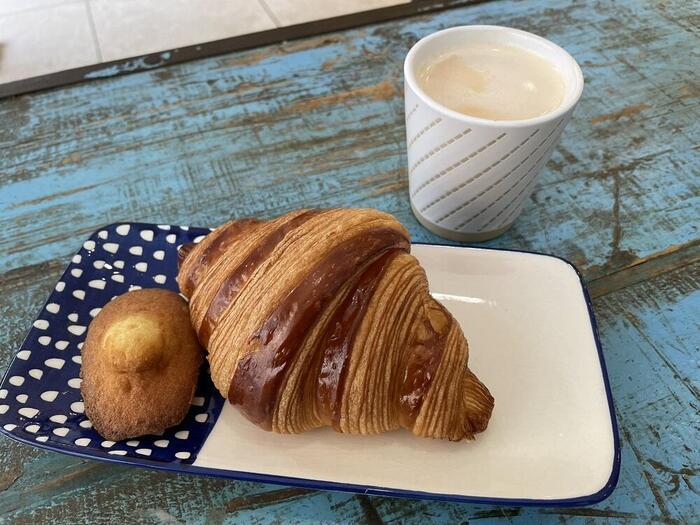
[463,141,555,229]
[405,103,419,123]
[461,150,548,229]
[420,130,539,214]
[477,123,568,231]
[496,178,539,228]
[412,133,506,200]
[409,128,472,175]
[459,118,567,230]
[432,129,541,221]
[407,117,442,148]
[486,173,540,231]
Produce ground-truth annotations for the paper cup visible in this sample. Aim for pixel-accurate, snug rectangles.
[404,26,584,242]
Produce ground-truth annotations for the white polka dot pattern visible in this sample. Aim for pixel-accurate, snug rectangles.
[0,223,223,466]
[116,225,130,236]
[41,391,59,402]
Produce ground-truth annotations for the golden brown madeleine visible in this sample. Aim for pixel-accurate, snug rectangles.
[80,289,204,441]
[179,208,493,441]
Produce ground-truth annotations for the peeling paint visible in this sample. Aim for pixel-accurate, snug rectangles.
[83,52,174,79]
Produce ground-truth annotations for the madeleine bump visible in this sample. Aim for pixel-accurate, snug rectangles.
[80,288,203,441]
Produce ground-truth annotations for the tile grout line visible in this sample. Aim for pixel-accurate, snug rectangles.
[257,0,282,28]
[84,0,104,63]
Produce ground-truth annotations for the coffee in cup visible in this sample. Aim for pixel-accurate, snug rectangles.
[416,42,566,121]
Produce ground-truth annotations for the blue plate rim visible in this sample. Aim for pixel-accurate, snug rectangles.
[0,222,621,507]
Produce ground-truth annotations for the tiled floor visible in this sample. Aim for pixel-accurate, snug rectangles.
[0,0,409,84]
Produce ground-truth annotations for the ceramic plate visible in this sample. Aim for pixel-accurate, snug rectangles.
[0,223,620,505]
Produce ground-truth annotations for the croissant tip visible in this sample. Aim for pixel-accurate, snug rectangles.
[462,371,495,437]
[466,407,493,435]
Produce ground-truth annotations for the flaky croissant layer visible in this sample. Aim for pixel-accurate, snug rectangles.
[177,208,493,441]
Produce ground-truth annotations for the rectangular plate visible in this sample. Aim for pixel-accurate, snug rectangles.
[0,223,620,505]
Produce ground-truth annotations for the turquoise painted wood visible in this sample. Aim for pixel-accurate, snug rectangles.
[1,0,698,522]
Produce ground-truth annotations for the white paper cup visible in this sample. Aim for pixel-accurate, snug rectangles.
[404,26,583,242]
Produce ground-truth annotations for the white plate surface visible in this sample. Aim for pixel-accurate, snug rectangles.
[194,244,616,501]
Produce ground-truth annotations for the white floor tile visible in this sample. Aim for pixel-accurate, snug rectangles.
[0,2,99,83]
[0,0,77,16]
[90,0,277,62]
[262,0,409,26]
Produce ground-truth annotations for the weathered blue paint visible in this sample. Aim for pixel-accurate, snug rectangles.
[2,1,698,277]
[0,0,698,522]
[83,53,174,80]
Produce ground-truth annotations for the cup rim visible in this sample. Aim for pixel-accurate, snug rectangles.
[404,25,584,128]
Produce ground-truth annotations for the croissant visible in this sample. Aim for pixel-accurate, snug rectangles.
[177,209,493,441]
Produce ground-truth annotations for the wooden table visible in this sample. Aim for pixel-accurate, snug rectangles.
[1,0,698,522]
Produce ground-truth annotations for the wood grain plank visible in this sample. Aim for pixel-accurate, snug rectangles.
[0,0,698,523]
[0,0,697,278]
[587,239,700,299]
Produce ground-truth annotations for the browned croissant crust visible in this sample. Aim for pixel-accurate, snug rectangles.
[177,209,493,441]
